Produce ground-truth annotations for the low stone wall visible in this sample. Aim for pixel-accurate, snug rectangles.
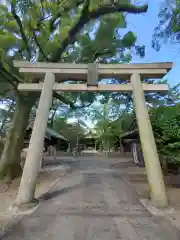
[21,149,133,160]
[56,151,73,157]
[80,151,133,158]
[106,152,132,158]
[81,152,101,157]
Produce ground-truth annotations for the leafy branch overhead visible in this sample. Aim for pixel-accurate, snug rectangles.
[0,0,147,108]
[51,0,148,61]
[152,0,180,51]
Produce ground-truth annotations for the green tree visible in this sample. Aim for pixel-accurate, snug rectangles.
[0,101,15,134]
[0,0,148,180]
[113,103,180,167]
[101,79,180,112]
[150,104,180,166]
[53,117,86,150]
[89,99,117,150]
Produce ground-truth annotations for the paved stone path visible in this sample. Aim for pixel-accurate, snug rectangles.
[2,158,180,239]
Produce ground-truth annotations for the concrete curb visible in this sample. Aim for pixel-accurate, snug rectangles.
[121,174,173,213]
[121,174,180,231]
[120,175,145,198]
[140,198,174,216]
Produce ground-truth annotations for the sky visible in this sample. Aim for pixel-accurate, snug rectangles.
[126,0,180,86]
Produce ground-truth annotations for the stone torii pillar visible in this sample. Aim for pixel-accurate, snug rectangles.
[131,73,168,207]
[15,73,55,206]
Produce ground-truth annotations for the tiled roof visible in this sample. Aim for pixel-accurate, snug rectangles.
[27,115,69,141]
[46,127,69,141]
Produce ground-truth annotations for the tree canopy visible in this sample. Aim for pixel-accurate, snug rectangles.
[0,0,149,180]
[152,0,180,51]
[150,104,180,164]
[1,0,180,179]
[0,0,147,108]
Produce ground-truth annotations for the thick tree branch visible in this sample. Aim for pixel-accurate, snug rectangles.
[53,92,76,109]
[11,3,31,60]
[49,0,84,32]
[51,0,90,62]
[53,92,94,109]
[49,108,58,126]
[0,61,22,84]
[91,49,115,61]
[50,13,61,32]
[89,4,148,18]
[40,0,45,19]
[0,70,18,90]
[32,32,49,61]
[51,3,148,62]
[74,99,94,109]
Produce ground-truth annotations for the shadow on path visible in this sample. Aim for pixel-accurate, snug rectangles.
[39,182,83,201]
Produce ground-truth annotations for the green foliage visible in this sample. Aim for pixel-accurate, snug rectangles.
[89,103,111,149]
[152,0,180,50]
[88,99,128,149]
[0,0,149,180]
[53,116,86,148]
[122,31,136,47]
[150,104,180,165]
[90,96,180,163]
[0,104,15,133]
[0,0,146,109]
[72,13,143,64]
[104,80,180,111]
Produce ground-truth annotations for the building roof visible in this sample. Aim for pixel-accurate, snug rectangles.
[27,123,69,142]
[46,127,69,141]
[119,129,138,140]
[118,116,139,140]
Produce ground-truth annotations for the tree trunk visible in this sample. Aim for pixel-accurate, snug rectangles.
[50,108,57,126]
[120,139,124,153]
[0,101,15,133]
[0,94,35,182]
[161,157,168,176]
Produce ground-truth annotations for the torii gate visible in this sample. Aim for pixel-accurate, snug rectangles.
[13,61,172,209]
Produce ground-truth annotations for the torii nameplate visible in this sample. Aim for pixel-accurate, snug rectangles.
[87,63,98,86]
